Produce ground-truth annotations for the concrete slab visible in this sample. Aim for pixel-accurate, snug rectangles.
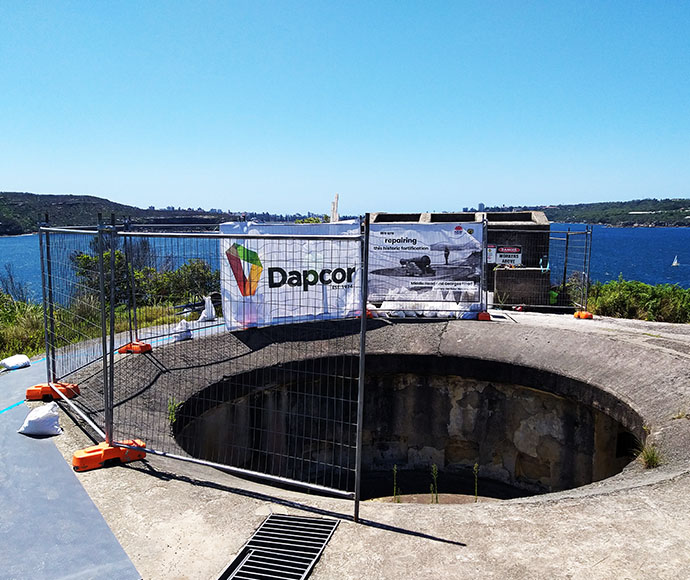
[0,361,140,580]
[30,314,690,578]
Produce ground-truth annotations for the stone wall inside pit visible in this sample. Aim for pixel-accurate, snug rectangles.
[362,373,632,493]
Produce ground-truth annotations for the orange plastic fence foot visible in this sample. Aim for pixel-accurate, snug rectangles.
[477,311,492,321]
[574,311,594,319]
[118,341,152,354]
[26,382,80,401]
[72,439,147,472]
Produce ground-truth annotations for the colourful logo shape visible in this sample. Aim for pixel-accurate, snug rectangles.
[226,243,263,297]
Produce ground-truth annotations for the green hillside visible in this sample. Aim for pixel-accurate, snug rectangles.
[538,198,690,226]
[0,192,154,234]
[0,192,311,235]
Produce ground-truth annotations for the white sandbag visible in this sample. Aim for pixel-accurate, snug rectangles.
[17,402,63,436]
[173,319,193,341]
[0,354,31,370]
[197,296,216,322]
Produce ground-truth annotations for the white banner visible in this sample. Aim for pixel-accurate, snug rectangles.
[219,221,361,330]
[368,222,483,315]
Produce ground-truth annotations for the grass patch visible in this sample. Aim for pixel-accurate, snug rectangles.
[0,292,45,360]
[638,443,662,469]
[0,290,203,361]
[111,303,180,335]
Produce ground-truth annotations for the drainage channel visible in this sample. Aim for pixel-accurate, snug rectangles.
[219,514,339,580]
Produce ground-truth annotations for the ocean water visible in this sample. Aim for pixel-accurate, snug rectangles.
[1,225,689,302]
[0,234,42,300]
[558,223,690,288]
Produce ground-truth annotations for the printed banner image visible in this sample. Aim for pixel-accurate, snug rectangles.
[368,223,483,315]
[219,221,361,330]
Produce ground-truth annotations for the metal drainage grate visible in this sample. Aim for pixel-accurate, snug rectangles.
[219,514,339,580]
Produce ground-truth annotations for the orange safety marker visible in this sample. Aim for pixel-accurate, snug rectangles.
[477,311,492,321]
[72,439,147,472]
[26,382,80,401]
[118,341,152,354]
[574,311,594,319]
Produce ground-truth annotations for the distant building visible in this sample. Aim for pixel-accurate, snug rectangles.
[478,202,485,211]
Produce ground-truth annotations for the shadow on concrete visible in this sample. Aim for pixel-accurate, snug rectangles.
[124,459,467,548]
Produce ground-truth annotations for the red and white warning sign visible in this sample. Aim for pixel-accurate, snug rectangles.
[487,245,522,265]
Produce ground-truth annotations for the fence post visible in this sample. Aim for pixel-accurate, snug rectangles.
[481,217,488,311]
[583,226,593,310]
[107,215,117,442]
[561,228,571,294]
[39,214,57,383]
[354,213,370,523]
[123,219,134,345]
[123,218,141,343]
[96,214,114,445]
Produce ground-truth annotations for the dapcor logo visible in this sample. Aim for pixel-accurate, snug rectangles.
[226,243,263,297]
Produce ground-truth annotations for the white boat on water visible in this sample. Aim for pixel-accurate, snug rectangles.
[672,255,679,267]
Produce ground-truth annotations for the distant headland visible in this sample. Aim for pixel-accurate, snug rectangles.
[0,191,334,235]
[1,191,688,235]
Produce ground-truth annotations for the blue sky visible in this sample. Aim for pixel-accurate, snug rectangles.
[2,1,689,216]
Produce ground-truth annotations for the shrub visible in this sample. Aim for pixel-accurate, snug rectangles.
[73,251,219,307]
[589,277,690,323]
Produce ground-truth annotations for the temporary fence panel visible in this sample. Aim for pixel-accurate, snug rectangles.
[105,230,364,498]
[39,223,366,499]
[488,226,592,309]
[547,227,593,310]
[39,226,111,437]
[367,222,485,318]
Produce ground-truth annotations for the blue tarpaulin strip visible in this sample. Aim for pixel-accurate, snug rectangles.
[0,401,24,416]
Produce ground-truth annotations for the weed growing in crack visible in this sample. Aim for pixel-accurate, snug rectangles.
[473,462,479,503]
[392,464,401,503]
[430,463,439,504]
[167,396,182,427]
[638,443,662,469]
